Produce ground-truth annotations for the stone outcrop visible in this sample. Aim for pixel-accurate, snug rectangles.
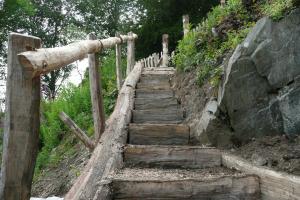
[214,9,300,143]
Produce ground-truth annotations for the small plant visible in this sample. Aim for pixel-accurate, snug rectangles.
[174,0,256,87]
[261,0,294,20]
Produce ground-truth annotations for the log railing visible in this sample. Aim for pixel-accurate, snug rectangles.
[0,31,138,200]
[0,28,170,199]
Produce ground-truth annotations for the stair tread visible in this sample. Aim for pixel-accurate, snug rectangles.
[124,145,221,169]
[132,109,183,124]
[134,98,178,110]
[129,123,189,145]
[112,168,260,199]
[113,167,249,181]
[135,89,174,99]
[136,84,171,90]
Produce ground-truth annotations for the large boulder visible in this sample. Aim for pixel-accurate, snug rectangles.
[217,9,300,143]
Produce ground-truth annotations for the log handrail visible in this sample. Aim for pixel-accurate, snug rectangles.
[18,33,137,77]
[1,28,171,199]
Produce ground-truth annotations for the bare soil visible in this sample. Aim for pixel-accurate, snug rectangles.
[232,135,300,175]
[31,144,90,198]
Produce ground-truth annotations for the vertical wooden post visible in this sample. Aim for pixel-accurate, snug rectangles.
[126,32,135,76]
[183,15,190,37]
[221,0,226,7]
[115,32,122,91]
[0,33,41,200]
[162,34,169,67]
[88,33,105,143]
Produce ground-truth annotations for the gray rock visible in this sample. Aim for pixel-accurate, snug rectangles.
[251,153,268,166]
[215,9,300,143]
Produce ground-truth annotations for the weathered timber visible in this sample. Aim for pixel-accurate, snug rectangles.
[135,89,174,99]
[222,153,300,200]
[88,33,105,142]
[112,168,260,200]
[132,109,183,124]
[143,66,175,71]
[126,32,135,76]
[18,33,137,77]
[128,123,189,145]
[0,33,41,200]
[182,15,190,37]
[162,34,169,67]
[59,112,95,151]
[64,62,142,200]
[124,145,221,169]
[134,97,178,110]
[136,82,171,90]
[142,69,175,75]
[115,32,122,90]
[140,74,172,82]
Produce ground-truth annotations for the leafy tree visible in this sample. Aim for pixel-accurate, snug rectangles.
[133,0,219,58]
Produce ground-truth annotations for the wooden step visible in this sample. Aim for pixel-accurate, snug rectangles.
[142,67,175,74]
[134,97,179,110]
[135,89,174,99]
[128,123,189,145]
[132,109,183,124]
[136,82,171,90]
[124,145,221,169]
[112,168,261,199]
[139,76,171,85]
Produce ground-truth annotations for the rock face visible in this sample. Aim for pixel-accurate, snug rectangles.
[217,9,300,143]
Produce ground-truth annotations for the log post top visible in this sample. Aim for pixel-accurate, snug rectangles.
[17,32,138,77]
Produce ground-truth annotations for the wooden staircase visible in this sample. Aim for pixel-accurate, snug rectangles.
[111,67,261,199]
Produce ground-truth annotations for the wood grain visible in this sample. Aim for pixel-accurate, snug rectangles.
[222,153,300,200]
[65,63,142,200]
[129,123,189,145]
[112,172,260,199]
[59,112,95,151]
[88,33,105,142]
[134,97,178,110]
[132,109,183,124]
[124,145,221,168]
[0,33,41,200]
[135,89,174,99]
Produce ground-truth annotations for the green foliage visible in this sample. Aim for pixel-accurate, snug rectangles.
[174,0,253,86]
[260,0,295,20]
[134,0,219,58]
[173,31,199,71]
[34,50,124,176]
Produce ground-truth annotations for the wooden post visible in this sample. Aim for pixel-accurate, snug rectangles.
[183,15,190,37]
[59,112,95,151]
[115,32,122,91]
[126,32,135,76]
[88,33,105,143]
[221,0,226,7]
[162,34,169,67]
[0,33,41,200]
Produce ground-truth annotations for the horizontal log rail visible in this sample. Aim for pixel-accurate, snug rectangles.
[18,33,137,77]
[1,28,171,199]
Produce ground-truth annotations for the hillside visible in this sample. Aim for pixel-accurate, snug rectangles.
[173,0,300,175]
